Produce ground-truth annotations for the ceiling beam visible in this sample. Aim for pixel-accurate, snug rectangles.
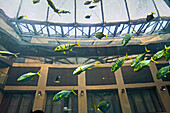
[74,0,77,38]
[152,0,160,17]
[16,0,23,18]
[100,0,105,32]
[100,0,105,23]
[124,0,131,33]
[46,6,50,21]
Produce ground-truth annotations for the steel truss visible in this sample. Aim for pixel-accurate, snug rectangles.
[0,8,169,40]
[7,17,170,39]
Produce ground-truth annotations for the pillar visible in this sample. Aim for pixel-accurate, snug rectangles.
[115,68,132,113]
[33,66,48,111]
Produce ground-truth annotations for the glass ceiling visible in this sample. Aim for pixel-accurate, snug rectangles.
[0,0,169,39]
[0,0,169,65]
[0,0,169,22]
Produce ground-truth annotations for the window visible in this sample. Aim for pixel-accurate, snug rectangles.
[121,66,154,84]
[86,67,116,85]
[156,63,170,81]
[0,92,34,113]
[45,91,78,113]
[47,68,78,86]
[87,90,122,113]
[127,87,165,113]
[167,85,170,96]
[6,67,40,86]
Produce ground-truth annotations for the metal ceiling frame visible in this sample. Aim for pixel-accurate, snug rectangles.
[0,0,170,40]
[7,17,169,39]
[0,0,170,65]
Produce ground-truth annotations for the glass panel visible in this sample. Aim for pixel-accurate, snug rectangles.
[154,0,170,17]
[127,0,158,20]
[121,66,154,84]
[47,68,78,86]
[87,93,94,113]
[19,0,47,21]
[127,93,136,113]
[87,90,122,113]
[150,89,163,112]
[0,95,11,113]
[45,92,78,113]
[86,67,116,85]
[0,93,34,113]
[77,0,102,23]
[142,90,156,112]
[167,85,170,96]
[0,0,20,18]
[103,93,114,113]
[103,0,129,22]
[156,63,170,81]
[132,91,146,112]
[18,94,32,113]
[6,94,21,113]
[73,94,78,113]
[6,67,40,86]
[52,100,62,113]
[127,88,164,113]
[48,0,74,23]
[45,94,53,113]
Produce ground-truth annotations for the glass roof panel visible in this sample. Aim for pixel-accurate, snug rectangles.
[154,0,170,17]
[19,0,47,21]
[103,0,129,22]
[77,0,102,23]
[127,0,158,20]
[0,0,20,18]
[48,0,74,23]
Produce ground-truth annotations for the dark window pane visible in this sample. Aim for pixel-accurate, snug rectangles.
[150,89,164,112]
[127,87,164,113]
[167,85,170,96]
[142,90,156,112]
[121,66,154,84]
[47,68,78,86]
[45,91,78,113]
[156,63,170,81]
[6,67,40,86]
[86,67,116,85]
[87,90,122,113]
[6,94,21,113]
[0,92,34,113]
[18,94,32,113]
[132,91,146,112]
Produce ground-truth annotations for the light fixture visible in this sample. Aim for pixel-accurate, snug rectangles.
[160,86,166,91]
[80,90,84,96]
[121,89,125,93]
[38,91,42,96]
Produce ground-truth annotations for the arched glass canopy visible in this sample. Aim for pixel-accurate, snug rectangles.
[0,0,169,39]
[0,0,170,64]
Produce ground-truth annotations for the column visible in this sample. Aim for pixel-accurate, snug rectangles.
[33,66,48,111]
[115,68,132,113]
[78,71,87,113]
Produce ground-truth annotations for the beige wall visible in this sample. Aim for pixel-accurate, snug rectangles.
[3,61,170,113]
